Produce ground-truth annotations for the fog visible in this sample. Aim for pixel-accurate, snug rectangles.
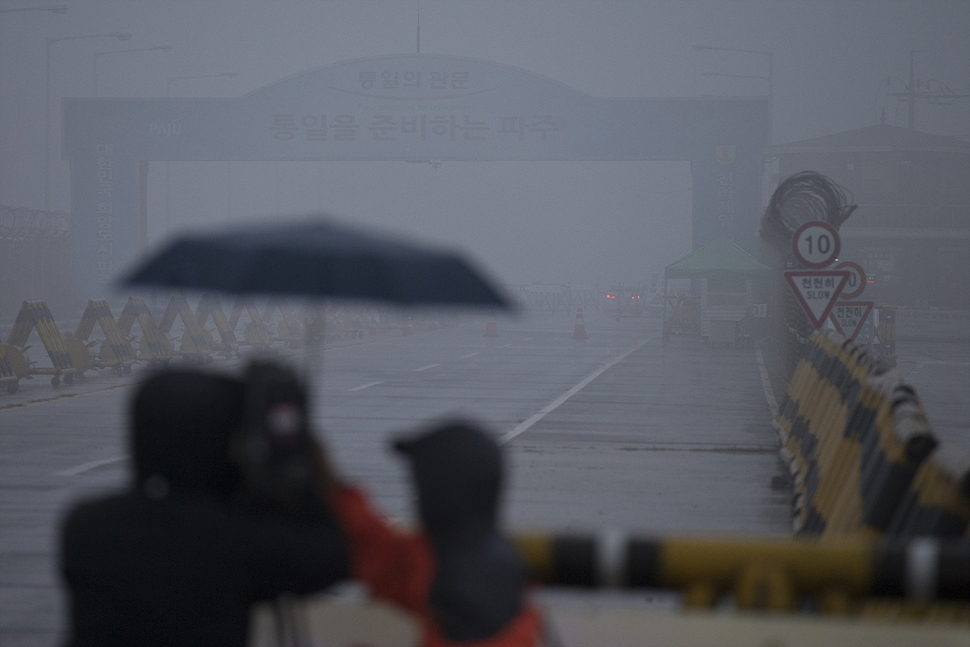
[4,4,970,644]
[2,1,968,290]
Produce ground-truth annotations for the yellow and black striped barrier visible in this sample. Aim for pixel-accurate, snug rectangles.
[888,449,970,537]
[117,297,172,365]
[5,301,77,386]
[776,329,968,539]
[74,299,136,375]
[512,532,970,615]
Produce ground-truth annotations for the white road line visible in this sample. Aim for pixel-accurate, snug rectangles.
[348,380,384,392]
[754,340,779,418]
[459,352,480,359]
[414,364,440,372]
[498,343,512,348]
[57,456,125,477]
[499,337,653,445]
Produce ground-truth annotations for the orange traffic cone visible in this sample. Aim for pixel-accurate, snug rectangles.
[484,312,498,337]
[573,307,587,340]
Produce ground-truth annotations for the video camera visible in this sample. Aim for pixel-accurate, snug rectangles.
[232,360,319,509]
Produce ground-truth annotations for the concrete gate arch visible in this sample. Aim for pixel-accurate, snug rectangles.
[64,54,769,298]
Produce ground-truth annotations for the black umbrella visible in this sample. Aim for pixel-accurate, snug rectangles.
[120,215,513,310]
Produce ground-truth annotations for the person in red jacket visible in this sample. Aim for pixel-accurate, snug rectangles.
[331,420,542,647]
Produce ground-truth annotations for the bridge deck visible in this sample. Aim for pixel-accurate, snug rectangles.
[0,312,838,646]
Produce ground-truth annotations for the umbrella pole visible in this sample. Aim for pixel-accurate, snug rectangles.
[303,302,326,431]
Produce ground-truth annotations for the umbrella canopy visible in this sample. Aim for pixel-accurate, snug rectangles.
[121,215,513,310]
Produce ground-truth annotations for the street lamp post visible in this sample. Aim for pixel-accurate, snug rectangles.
[45,31,131,211]
[93,45,172,97]
[694,44,774,144]
[163,72,237,236]
[0,5,66,203]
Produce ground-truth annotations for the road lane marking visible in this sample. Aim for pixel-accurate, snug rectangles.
[497,343,512,348]
[459,352,480,359]
[754,340,779,418]
[500,336,653,444]
[0,383,134,413]
[414,364,439,372]
[57,456,126,477]
[348,380,384,392]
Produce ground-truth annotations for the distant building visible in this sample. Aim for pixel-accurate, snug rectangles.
[765,123,970,308]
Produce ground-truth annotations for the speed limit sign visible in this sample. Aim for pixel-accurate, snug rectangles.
[792,221,841,269]
[834,261,866,299]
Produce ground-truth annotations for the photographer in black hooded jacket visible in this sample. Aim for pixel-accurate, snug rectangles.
[59,368,349,647]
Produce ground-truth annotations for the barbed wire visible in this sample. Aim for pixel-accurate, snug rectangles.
[759,171,856,253]
[0,205,70,241]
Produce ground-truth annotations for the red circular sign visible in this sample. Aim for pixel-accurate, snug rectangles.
[835,261,866,299]
[791,221,841,269]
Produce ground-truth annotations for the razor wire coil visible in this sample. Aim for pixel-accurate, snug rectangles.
[0,205,70,241]
[759,171,857,253]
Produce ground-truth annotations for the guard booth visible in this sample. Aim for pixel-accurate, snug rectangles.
[663,235,773,345]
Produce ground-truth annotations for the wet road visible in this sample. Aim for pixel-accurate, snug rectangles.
[1,312,795,646]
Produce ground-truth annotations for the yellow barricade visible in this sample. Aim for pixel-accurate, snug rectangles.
[229,296,272,347]
[195,294,238,359]
[0,342,24,394]
[117,297,173,364]
[5,301,77,386]
[158,295,211,361]
[263,298,303,345]
[74,299,136,375]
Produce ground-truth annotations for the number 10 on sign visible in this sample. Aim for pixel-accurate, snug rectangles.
[792,221,841,269]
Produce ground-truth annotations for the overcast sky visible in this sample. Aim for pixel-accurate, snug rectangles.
[2,1,968,287]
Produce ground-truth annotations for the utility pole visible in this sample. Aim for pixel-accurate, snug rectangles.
[887,50,970,130]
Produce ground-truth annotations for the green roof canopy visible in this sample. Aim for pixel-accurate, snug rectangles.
[664,235,773,280]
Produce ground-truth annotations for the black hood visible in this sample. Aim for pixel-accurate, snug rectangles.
[131,369,245,497]
[396,421,525,642]
[394,421,502,537]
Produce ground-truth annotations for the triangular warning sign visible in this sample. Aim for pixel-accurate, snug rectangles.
[783,270,850,328]
[829,301,874,340]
